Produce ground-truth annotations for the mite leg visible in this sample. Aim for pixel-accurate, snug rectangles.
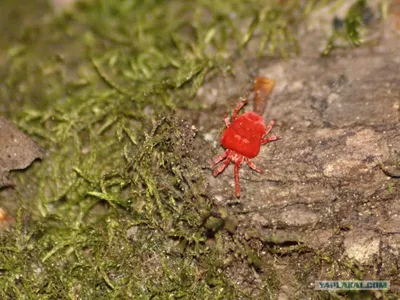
[212,149,230,168]
[234,156,244,197]
[224,116,230,127]
[262,119,281,144]
[213,155,232,177]
[262,136,281,144]
[245,157,263,173]
[265,120,276,134]
[232,99,248,121]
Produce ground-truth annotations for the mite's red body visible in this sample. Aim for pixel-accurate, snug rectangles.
[221,111,266,158]
[212,78,280,197]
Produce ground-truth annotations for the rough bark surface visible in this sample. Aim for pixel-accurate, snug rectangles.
[200,22,400,297]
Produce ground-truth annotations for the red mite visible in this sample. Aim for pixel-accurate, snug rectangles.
[212,77,281,197]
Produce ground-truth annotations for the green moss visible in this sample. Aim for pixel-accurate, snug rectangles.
[322,0,381,56]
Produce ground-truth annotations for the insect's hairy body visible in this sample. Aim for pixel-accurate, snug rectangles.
[221,112,266,158]
[212,77,280,197]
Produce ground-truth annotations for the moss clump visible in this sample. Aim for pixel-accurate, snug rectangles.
[322,0,383,56]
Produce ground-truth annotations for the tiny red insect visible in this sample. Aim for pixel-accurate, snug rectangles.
[212,77,281,197]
